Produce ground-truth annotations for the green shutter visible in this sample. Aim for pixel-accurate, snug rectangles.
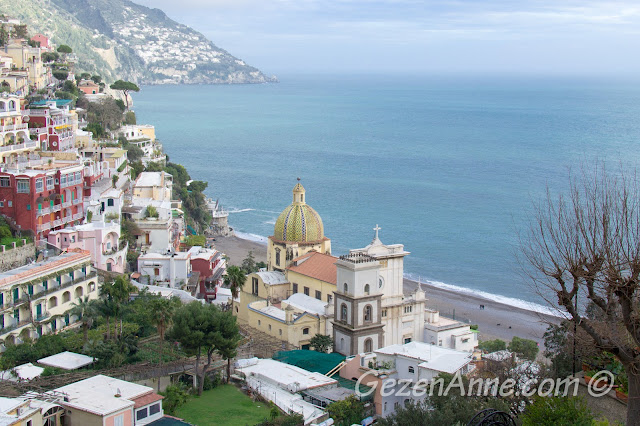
[13,288,18,302]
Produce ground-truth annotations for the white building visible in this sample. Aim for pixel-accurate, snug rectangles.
[137,251,192,288]
[423,309,478,352]
[133,171,172,202]
[341,341,474,417]
[127,197,176,253]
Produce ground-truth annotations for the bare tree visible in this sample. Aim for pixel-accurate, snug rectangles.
[522,166,640,425]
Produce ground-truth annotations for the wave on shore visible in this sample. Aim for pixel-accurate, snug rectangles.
[234,231,268,245]
[404,273,563,318]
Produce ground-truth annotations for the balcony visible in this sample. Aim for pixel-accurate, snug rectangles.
[0,141,37,153]
[37,207,51,216]
[36,222,51,232]
[0,123,28,132]
[72,212,83,221]
[1,296,29,311]
[51,204,62,213]
[34,311,50,322]
[62,201,71,208]
[52,219,62,227]
[73,198,82,205]
[32,271,98,302]
[1,319,32,335]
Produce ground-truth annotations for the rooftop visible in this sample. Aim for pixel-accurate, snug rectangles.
[53,375,154,416]
[287,251,337,284]
[255,270,288,286]
[0,363,43,381]
[284,293,328,316]
[236,358,337,392]
[375,341,472,374]
[0,251,90,288]
[135,171,171,188]
[38,351,94,370]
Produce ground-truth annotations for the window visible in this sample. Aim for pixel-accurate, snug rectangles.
[303,286,309,296]
[268,324,272,331]
[315,290,321,300]
[292,283,298,293]
[275,248,281,266]
[343,283,348,293]
[0,202,3,207]
[364,338,373,353]
[438,339,442,346]
[114,414,124,426]
[26,204,30,211]
[35,178,43,192]
[258,320,261,326]
[60,175,67,186]
[149,403,161,415]
[279,329,282,336]
[364,305,372,322]
[7,201,10,207]
[16,179,29,193]
[0,177,9,187]
[364,284,370,295]
[154,268,159,276]
[107,198,114,206]
[46,176,54,189]
[404,305,412,314]
[252,277,259,296]
[137,408,148,420]
[327,294,332,303]
[75,172,82,182]
[303,327,309,335]
[341,304,347,321]
[382,309,387,317]
[408,366,415,374]
[405,337,413,344]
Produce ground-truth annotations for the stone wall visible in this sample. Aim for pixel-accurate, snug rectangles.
[0,241,36,272]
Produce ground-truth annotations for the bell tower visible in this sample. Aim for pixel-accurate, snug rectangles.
[332,252,384,356]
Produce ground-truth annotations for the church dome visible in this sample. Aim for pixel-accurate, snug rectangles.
[273,183,324,243]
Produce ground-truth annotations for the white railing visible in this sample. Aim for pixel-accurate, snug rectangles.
[37,207,50,216]
[51,204,61,213]
[0,141,37,152]
[36,222,51,232]
[0,123,28,132]
[52,219,62,227]
[73,198,81,205]
[62,201,71,208]
[72,213,83,221]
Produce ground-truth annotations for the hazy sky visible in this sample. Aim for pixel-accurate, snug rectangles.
[132,0,640,75]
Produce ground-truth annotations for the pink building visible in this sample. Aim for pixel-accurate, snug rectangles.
[30,34,50,50]
[189,246,226,301]
[48,219,127,273]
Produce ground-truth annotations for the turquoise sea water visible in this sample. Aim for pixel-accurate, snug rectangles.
[133,74,640,309]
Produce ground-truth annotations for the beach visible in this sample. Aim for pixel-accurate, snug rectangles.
[213,234,560,348]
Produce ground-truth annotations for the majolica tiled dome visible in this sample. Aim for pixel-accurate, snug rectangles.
[273,183,324,243]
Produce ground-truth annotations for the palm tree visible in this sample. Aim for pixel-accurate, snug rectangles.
[149,297,178,391]
[97,298,116,340]
[69,296,98,343]
[223,265,246,300]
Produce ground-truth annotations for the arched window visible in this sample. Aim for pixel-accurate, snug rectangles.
[341,303,347,321]
[364,305,372,322]
[303,327,310,335]
[48,296,58,309]
[268,324,272,331]
[364,284,370,295]
[408,366,415,374]
[275,248,281,266]
[343,283,348,293]
[62,291,70,303]
[8,100,15,110]
[340,338,345,350]
[364,338,373,353]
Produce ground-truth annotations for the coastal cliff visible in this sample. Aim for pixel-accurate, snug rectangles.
[1,0,277,85]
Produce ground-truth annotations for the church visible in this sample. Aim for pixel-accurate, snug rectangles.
[233,182,476,355]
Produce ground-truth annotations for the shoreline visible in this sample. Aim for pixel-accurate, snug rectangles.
[214,232,561,347]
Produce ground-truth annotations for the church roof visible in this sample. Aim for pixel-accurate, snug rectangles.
[273,183,325,243]
[287,252,337,284]
[284,293,328,316]
[256,270,288,286]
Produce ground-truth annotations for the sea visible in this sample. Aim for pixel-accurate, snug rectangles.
[133,73,640,313]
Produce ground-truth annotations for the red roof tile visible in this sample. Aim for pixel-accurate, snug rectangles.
[287,251,337,284]
[131,391,164,409]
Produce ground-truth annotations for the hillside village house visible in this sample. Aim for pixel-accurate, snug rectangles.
[27,100,78,152]
[189,245,226,300]
[137,250,192,288]
[0,93,34,164]
[120,125,165,165]
[0,250,98,350]
[340,341,474,417]
[126,198,176,253]
[133,171,172,202]
[4,38,50,90]
[0,160,85,239]
[0,396,65,426]
[77,79,100,95]
[48,218,128,273]
[53,375,164,426]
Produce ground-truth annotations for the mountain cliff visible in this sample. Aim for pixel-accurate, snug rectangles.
[1,0,276,85]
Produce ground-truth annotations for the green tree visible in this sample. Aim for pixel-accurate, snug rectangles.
[126,146,144,162]
[543,322,578,378]
[213,309,242,384]
[310,334,333,353]
[508,336,539,361]
[478,339,506,353]
[57,44,73,54]
[241,251,257,273]
[112,174,119,188]
[69,296,99,343]
[41,52,59,63]
[161,384,190,415]
[12,25,27,39]
[124,111,136,125]
[52,70,68,81]
[91,75,102,84]
[109,80,140,109]
[521,396,594,426]
[145,205,159,218]
[223,265,246,299]
[327,395,365,426]
[149,297,178,372]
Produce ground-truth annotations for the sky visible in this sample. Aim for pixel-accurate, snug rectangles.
[131,0,640,75]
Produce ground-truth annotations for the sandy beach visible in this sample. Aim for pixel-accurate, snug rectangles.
[213,234,560,348]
